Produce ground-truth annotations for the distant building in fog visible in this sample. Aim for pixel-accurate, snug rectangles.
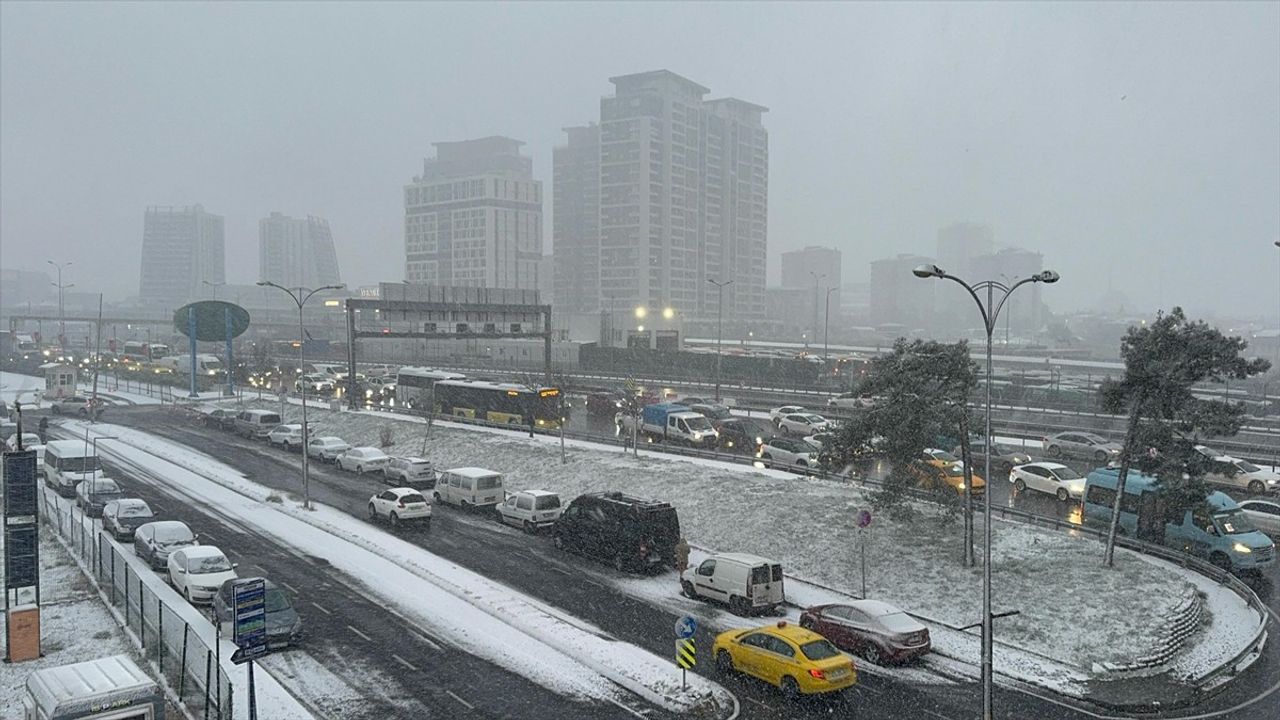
[139,205,225,307]
[970,247,1045,338]
[936,222,993,279]
[869,253,935,330]
[0,268,52,309]
[780,245,842,339]
[552,124,601,312]
[259,212,342,289]
[404,136,543,290]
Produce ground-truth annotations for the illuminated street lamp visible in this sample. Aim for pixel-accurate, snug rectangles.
[635,307,648,319]
[662,307,675,320]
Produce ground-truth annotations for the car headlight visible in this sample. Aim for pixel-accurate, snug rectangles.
[1232,542,1252,554]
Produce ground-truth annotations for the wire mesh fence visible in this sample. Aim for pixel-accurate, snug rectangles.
[41,487,233,720]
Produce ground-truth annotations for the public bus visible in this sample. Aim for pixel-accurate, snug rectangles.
[433,379,564,429]
[120,341,169,364]
[395,367,467,410]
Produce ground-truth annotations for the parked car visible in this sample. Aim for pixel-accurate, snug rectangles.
[202,407,238,430]
[101,499,155,540]
[5,432,41,452]
[495,490,563,533]
[681,553,785,615]
[799,600,931,665]
[362,376,396,401]
[368,487,432,528]
[758,437,818,469]
[134,520,199,570]
[1009,462,1086,501]
[1044,432,1122,462]
[337,446,391,474]
[434,467,505,508]
[715,417,777,453]
[213,578,302,648]
[769,406,808,424]
[553,491,680,573]
[777,413,830,436]
[233,409,282,439]
[267,424,308,451]
[827,394,876,409]
[712,621,857,699]
[306,436,351,463]
[384,456,437,488]
[1202,455,1280,495]
[1238,499,1280,539]
[956,439,1035,473]
[168,546,238,604]
[75,477,123,517]
[922,448,959,464]
[51,396,97,416]
[802,432,837,453]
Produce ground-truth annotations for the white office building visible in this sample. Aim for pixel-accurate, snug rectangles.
[259,212,342,289]
[138,205,225,306]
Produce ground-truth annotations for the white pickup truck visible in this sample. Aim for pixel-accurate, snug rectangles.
[617,402,719,446]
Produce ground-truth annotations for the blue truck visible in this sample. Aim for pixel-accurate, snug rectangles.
[617,402,719,447]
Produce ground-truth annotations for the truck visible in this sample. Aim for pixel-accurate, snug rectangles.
[155,353,223,376]
[24,654,164,720]
[617,402,719,447]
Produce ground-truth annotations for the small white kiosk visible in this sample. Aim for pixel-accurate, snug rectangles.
[39,363,77,400]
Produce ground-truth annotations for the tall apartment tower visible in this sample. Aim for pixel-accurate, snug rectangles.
[936,222,994,279]
[139,205,225,305]
[258,212,342,289]
[552,124,601,313]
[780,245,842,338]
[404,136,543,290]
[572,70,766,320]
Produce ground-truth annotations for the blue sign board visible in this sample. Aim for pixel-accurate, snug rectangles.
[3,452,38,517]
[674,615,697,639]
[232,578,267,650]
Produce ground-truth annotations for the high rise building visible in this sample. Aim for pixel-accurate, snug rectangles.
[404,136,543,290]
[869,254,936,330]
[936,222,994,279]
[970,247,1046,340]
[552,124,601,312]
[139,205,225,306]
[568,70,766,320]
[780,246,842,338]
[258,212,342,289]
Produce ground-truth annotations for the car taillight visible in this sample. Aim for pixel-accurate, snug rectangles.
[397,500,406,508]
[808,668,825,680]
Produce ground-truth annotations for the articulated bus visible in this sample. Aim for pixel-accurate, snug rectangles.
[433,379,564,429]
[395,367,467,410]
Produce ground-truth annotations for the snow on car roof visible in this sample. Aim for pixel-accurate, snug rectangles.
[715,552,776,566]
[521,489,558,497]
[446,466,502,478]
[349,446,386,454]
[183,545,226,559]
[315,436,346,443]
[1026,461,1069,470]
[850,599,902,617]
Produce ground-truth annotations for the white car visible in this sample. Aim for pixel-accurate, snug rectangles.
[1203,455,1279,496]
[5,432,41,452]
[168,546,238,604]
[51,396,95,416]
[306,436,351,463]
[1009,462,1086,502]
[384,456,436,485]
[267,424,307,451]
[777,413,830,436]
[368,487,432,528]
[769,406,808,424]
[758,437,819,469]
[495,490,563,533]
[1238,499,1280,539]
[295,374,335,393]
[802,433,837,453]
[337,446,392,474]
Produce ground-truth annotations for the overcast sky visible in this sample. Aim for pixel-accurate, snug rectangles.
[2,1,1277,318]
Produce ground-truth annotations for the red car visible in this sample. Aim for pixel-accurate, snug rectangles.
[799,601,931,665]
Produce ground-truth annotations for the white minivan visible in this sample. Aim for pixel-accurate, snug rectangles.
[234,409,282,439]
[434,467,504,509]
[681,552,785,616]
[43,439,102,498]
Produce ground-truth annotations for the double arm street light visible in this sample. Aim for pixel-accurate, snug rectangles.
[48,260,73,346]
[707,278,733,401]
[912,262,1060,720]
[257,281,345,510]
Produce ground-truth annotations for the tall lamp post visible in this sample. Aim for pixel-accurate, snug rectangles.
[912,263,1059,720]
[48,260,73,347]
[707,278,733,401]
[823,286,837,360]
[809,271,826,348]
[1274,241,1279,364]
[257,281,345,510]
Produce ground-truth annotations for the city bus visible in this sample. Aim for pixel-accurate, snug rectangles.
[395,367,467,410]
[120,341,169,364]
[433,379,564,428]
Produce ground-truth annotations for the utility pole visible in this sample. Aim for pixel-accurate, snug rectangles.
[823,286,837,360]
[706,278,733,401]
[808,271,826,348]
[48,260,73,347]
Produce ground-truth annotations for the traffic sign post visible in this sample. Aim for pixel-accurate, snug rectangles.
[674,615,697,688]
[230,578,267,720]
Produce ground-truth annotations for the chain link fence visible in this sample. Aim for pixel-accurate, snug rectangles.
[40,486,233,720]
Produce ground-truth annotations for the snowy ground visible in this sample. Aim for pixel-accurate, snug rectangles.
[230,401,1258,678]
[64,419,737,717]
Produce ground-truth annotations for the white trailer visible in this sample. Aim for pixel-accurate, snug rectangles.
[23,654,164,720]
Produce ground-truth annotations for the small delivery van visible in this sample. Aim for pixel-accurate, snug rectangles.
[434,467,504,508]
[24,654,164,720]
[682,552,786,615]
[43,440,101,498]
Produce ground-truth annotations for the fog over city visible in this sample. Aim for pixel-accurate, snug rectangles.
[2,1,1278,318]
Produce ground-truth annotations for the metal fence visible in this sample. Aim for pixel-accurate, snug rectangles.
[40,487,233,720]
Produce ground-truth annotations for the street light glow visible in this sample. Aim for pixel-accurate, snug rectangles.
[662,307,675,320]
[635,307,647,319]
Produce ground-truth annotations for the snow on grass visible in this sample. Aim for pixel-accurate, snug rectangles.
[243,403,1210,673]
[64,419,737,717]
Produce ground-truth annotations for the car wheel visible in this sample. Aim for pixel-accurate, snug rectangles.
[761,453,772,466]
[1210,552,1232,572]
[184,587,192,603]
[863,645,883,665]
[1013,478,1026,493]
[681,580,697,599]
[780,676,800,700]
[715,649,734,675]
[1047,445,1061,458]
[730,595,750,616]
[1056,488,1069,502]
[1248,480,1265,495]
[356,465,364,474]
[1094,450,1108,463]
[433,492,442,503]
[522,520,534,534]
[389,512,399,528]
[368,503,378,520]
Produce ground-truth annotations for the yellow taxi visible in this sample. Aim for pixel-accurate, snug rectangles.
[712,621,857,698]
[921,449,986,496]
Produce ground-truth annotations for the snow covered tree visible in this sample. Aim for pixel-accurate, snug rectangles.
[1099,308,1270,567]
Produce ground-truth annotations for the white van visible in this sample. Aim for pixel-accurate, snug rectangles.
[24,654,164,720]
[434,467,504,508]
[681,552,785,615]
[43,440,102,498]
[234,409,282,439]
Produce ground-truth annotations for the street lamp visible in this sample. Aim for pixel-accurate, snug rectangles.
[809,271,826,346]
[257,280,345,510]
[48,260,73,347]
[823,286,837,361]
[707,278,733,401]
[1274,241,1279,363]
[912,262,1059,720]
[634,306,647,320]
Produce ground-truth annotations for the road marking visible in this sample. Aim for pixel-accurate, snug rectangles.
[857,682,884,695]
[280,581,298,593]
[745,696,776,710]
[549,566,571,575]
[604,697,647,719]
[391,654,418,671]
[921,709,953,720]
[412,628,443,651]
[583,578,604,588]
[346,625,373,642]
[310,602,331,615]
[445,690,474,710]
[435,536,458,547]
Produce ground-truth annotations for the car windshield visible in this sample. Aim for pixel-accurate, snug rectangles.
[189,554,232,573]
[155,525,195,545]
[476,476,502,490]
[1053,466,1083,480]
[534,495,561,510]
[1215,512,1257,535]
[930,450,958,462]
[685,416,713,431]
[60,456,101,473]
[879,612,922,634]
[264,588,292,613]
[90,479,121,494]
[119,503,152,518]
[800,639,840,661]
[1236,460,1261,473]
[401,493,427,504]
